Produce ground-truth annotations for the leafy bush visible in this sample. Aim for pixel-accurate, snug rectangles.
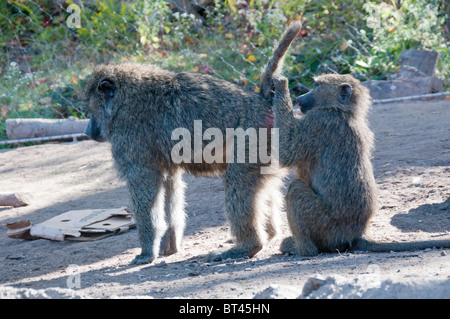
[363,0,449,84]
[0,0,448,146]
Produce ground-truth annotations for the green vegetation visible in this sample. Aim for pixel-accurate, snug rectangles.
[0,0,448,146]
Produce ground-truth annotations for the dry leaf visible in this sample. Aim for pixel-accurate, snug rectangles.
[339,40,348,51]
[1,106,9,118]
[36,77,48,84]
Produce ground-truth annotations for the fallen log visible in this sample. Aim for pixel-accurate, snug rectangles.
[6,117,89,140]
[0,133,89,146]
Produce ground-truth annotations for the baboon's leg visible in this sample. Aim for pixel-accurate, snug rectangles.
[209,164,267,261]
[161,170,186,256]
[281,178,325,256]
[264,175,285,241]
[128,167,167,265]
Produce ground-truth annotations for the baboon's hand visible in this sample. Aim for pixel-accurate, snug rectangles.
[272,75,288,90]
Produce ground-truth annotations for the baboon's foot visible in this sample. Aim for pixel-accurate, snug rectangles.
[206,245,262,262]
[131,254,155,265]
[280,236,297,255]
[281,236,319,257]
[265,223,278,242]
[161,244,178,256]
[161,232,179,256]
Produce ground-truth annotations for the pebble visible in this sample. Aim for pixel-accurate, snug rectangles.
[188,271,201,276]
[155,261,167,267]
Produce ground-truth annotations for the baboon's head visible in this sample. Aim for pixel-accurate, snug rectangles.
[82,64,119,142]
[82,63,173,142]
[296,74,371,116]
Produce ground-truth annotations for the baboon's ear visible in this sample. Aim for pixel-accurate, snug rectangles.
[97,79,116,115]
[339,83,352,103]
[97,79,116,100]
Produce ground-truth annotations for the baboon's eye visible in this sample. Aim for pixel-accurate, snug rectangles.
[339,83,352,103]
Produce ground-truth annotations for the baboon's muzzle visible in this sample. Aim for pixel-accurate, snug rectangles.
[84,117,106,142]
[296,90,314,114]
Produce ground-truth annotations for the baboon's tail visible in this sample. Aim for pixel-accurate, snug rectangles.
[353,238,450,253]
[260,20,302,99]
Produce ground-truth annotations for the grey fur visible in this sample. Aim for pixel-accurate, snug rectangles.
[272,74,450,255]
[82,61,290,264]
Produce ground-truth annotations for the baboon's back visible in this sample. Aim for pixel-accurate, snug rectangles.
[101,63,273,175]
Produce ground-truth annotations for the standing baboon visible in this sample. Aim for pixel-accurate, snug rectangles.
[271,74,450,255]
[82,22,301,264]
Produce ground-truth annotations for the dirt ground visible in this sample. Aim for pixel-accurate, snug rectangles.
[0,99,449,299]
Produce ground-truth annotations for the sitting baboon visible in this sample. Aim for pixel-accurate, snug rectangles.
[82,22,301,264]
[271,74,450,255]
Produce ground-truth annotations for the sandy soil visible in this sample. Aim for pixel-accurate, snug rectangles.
[0,99,449,299]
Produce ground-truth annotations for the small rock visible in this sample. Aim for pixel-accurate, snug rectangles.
[441,250,447,256]
[253,284,299,299]
[155,261,167,268]
[301,276,337,298]
[188,271,201,277]
[6,254,24,260]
